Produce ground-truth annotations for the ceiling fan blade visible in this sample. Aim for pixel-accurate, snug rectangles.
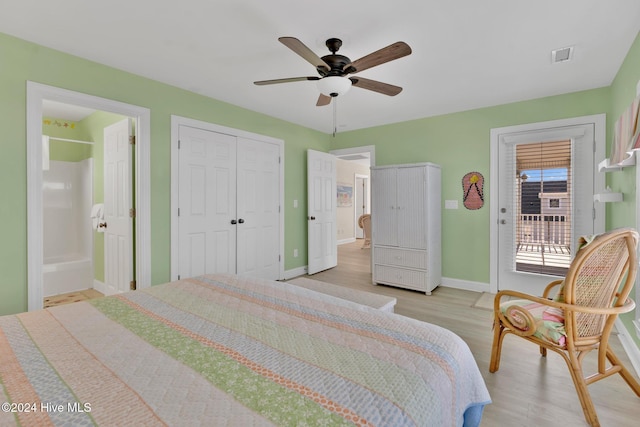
[349,77,403,96]
[254,76,320,86]
[344,41,412,74]
[279,37,330,72]
[316,94,332,106]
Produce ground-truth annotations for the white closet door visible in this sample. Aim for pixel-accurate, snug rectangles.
[372,168,398,247]
[397,166,427,249]
[178,126,236,278]
[236,137,280,279]
[104,118,132,295]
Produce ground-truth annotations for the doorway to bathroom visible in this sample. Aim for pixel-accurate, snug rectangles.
[26,82,151,311]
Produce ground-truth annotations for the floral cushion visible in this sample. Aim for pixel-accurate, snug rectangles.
[500,299,566,346]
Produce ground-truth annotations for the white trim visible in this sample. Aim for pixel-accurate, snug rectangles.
[93,279,106,296]
[338,237,357,245]
[170,115,285,281]
[615,318,640,378]
[330,145,376,167]
[440,277,491,293]
[283,266,308,280]
[489,114,606,294]
[636,150,640,331]
[27,82,151,311]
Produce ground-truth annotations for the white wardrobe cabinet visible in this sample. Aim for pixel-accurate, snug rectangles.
[371,163,441,294]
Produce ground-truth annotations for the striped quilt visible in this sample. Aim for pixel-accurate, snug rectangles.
[0,274,490,426]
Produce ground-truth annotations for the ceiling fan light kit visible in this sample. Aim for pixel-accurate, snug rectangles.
[317,76,352,97]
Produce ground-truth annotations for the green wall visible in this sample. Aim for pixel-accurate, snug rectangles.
[331,89,610,284]
[0,32,328,315]
[608,30,640,346]
[2,25,640,353]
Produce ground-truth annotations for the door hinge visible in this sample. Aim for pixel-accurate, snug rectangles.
[279,156,281,164]
[130,280,136,290]
[177,274,181,280]
[129,208,136,218]
[177,208,180,217]
[129,135,136,145]
[593,208,596,220]
[178,139,181,149]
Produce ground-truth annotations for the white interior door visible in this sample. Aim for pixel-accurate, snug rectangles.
[307,149,337,274]
[496,122,600,295]
[236,137,280,279]
[104,118,133,295]
[178,126,236,278]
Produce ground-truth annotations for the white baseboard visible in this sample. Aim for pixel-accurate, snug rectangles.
[93,279,106,295]
[338,237,356,245]
[283,266,308,280]
[615,318,640,378]
[440,277,491,293]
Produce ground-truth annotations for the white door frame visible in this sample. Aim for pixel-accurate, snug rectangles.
[26,81,151,311]
[170,115,285,281]
[354,174,369,238]
[489,114,606,294]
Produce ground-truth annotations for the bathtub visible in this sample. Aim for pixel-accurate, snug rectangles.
[43,255,93,297]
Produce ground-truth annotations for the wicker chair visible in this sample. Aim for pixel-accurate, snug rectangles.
[358,214,371,249]
[489,228,640,427]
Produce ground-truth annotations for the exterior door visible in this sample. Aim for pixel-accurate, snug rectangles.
[178,125,236,277]
[236,137,280,279]
[495,121,601,295]
[103,118,133,295]
[307,150,337,274]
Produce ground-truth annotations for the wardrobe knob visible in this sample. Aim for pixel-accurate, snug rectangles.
[238,218,245,224]
[230,219,237,225]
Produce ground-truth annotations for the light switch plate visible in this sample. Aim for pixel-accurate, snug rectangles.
[445,200,459,209]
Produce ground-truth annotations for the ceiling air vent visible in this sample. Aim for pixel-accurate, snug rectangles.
[551,46,574,64]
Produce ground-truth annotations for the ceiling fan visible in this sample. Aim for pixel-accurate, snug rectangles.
[254,37,412,106]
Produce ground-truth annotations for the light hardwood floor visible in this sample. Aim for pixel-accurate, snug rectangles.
[309,241,640,427]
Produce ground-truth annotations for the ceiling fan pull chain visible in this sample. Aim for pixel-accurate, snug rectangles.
[333,97,337,137]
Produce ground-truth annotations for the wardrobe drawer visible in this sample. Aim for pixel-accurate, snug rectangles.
[374,265,428,291]
[374,247,426,269]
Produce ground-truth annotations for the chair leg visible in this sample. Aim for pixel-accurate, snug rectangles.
[489,321,505,373]
[606,347,640,397]
[564,351,600,427]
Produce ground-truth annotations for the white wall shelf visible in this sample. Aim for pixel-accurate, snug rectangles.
[593,192,623,203]
[598,154,636,172]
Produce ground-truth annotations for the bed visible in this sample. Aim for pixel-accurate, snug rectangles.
[0,274,490,426]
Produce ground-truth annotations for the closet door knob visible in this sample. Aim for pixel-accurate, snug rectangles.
[230,219,237,225]
[309,216,316,220]
[238,218,245,224]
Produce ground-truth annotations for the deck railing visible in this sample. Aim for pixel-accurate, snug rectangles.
[517,214,570,247]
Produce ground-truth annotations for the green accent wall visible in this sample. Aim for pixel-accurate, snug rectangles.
[0,32,327,315]
[1,26,640,355]
[331,89,610,284]
[608,30,640,347]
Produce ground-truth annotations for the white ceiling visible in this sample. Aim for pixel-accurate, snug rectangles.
[3,1,640,133]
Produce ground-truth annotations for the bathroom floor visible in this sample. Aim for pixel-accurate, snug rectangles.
[43,289,104,308]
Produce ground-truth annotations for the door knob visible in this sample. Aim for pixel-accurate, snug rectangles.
[238,218,245,224]
[309,216,316,220]
[500,219,507,225]
[230,219,237,225]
